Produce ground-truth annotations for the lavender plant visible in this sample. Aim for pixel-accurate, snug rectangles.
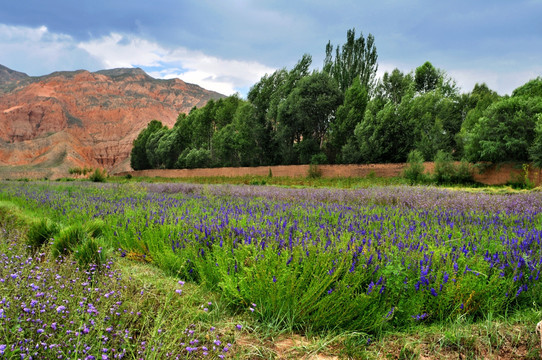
[1,181,542,336]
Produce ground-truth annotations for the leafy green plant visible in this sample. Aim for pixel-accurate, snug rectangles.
[403,150,426,184]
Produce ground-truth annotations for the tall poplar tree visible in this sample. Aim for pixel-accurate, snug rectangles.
[323,28,378,94]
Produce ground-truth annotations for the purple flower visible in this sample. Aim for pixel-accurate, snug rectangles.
[236,324,242,330]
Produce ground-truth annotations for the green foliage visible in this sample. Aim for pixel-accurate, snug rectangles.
[464,96,542,163]
[73,237,108,268]
[456,83,501,157]
[330,77,368,163]
[83,218,106,239]
[376,68,413,105]
[276,71,342,164]
[25,218,59,252]
[512,76,542,97]
[433,150,455,184]
[432,151,474,185]
[130,119,164,170]
[415,61,439,93]
[529,114,542,168]
[88,168,107,182]
[307,164,322,178]
[403,150,426,184]
[68,167,92,175]
[323,28,378,93]
[177,148,212,169]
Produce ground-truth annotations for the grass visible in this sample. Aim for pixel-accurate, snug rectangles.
[111,173,410,189]
[1,180,542,359]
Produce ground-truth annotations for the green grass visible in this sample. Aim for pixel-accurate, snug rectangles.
[111,173,410,189]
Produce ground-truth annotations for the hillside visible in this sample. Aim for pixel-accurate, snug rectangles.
[0,65,224,179]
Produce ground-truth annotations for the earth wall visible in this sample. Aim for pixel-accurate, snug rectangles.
[117,162,542,187]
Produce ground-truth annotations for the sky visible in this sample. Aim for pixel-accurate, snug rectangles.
[0,0,541,97]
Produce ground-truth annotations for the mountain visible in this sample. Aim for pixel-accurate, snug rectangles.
[0,65,224,179]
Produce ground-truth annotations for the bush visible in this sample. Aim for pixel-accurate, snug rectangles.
[454,160,474,184]
[433,151,474,185]
[403,150,426,184]
[26,219,59,253]
[89,168,107,182]
[433,150,456,184]
[307,164,322,178]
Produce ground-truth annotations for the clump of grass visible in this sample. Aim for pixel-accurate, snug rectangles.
[73,236,109,268]
[25,218,59,253]
[51,223,88,258]
[83,218,106,238]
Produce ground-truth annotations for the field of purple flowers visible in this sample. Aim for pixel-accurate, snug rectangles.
[1,181,542,353]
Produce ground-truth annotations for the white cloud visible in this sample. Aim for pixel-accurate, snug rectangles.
[0,24,100,73]
[0,24,274,96]
[77,33,275,95]
[77,33,167,69]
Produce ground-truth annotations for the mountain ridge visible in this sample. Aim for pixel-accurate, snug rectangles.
[0,64,224,179]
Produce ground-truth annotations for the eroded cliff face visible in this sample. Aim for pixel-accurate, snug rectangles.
[0,66,223,178]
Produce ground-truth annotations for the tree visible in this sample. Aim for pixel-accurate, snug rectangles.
[145,127,168,168]
[529,114,542,167]
[455,83,500,157]
[376,68,413,105]
[276,71,343,164]
[130,120,164,170]
[330,77,368,163]
[464,96,542,162]
[414,61,439,94]
[356,91,415,163]
[512,77,542,98]
[323,28,378,94]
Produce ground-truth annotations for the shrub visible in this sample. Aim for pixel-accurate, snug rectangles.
[307,164,322,179]
[403,150,426,184]
[454,160,474,184]
[433,150,456,184]
[25,219,59,253]
[89,168,107,182]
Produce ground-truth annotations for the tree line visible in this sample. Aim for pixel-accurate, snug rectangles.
[131,28,542,171]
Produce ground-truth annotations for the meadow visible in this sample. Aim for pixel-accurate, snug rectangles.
[1,180,542,358]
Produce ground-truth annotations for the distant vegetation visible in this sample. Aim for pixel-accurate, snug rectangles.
[131,28,542,172]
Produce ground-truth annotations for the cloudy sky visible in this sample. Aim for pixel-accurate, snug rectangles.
[1,0,540,96]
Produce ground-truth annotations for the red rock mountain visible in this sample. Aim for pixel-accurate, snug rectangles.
[0,65,223,179]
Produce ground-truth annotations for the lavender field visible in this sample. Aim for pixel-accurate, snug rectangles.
[1,181,542,357]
